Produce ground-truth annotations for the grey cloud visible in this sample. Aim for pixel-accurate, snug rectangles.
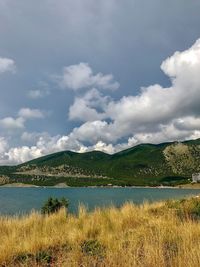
[174,117,200,131]
[27,82,50,99]
[28,89,49,99]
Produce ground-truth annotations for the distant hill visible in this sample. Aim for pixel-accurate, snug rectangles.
[0,138,200,186]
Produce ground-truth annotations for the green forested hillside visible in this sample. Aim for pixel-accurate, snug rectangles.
[0,139,199,186]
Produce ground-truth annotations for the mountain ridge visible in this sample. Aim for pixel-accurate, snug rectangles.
[0,138,199,187]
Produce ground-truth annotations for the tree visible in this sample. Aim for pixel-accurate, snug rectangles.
[41,197,69,215]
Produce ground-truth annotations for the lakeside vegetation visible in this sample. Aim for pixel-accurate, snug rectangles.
[1,197,200,266]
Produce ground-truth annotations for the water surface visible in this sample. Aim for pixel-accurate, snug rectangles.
[0,187,200,215]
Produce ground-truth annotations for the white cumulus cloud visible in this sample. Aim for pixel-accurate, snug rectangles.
[18,108,45,119]
[57,62,119,91]
[68,39,200,145]
[69,88,110,121]
[0,108,46,133]
[0,57,16,73]
[0,117,25,130]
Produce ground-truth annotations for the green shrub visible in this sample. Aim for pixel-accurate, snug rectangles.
[41,197,69,215]
[81,239,105,257]
[36,250,53,264]
[15,252,34,263]
[15,250,53,265]
[166,197,200,219]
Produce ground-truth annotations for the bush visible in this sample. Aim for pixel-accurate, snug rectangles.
[15,250,54,265]
[15,252,34,263]
[41,197,69,215]
[166,197,200,219]
[35,250,53,264]
[81,239,105,257]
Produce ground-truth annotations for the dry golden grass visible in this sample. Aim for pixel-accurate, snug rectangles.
[1,200,200,266]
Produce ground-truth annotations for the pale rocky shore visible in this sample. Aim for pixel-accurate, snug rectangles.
[1,183,39,188]
[1,182,200,189]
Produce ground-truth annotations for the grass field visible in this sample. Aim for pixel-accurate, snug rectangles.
[1,197,200,266]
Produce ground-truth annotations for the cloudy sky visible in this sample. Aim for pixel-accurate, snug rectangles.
[0,0,200,164]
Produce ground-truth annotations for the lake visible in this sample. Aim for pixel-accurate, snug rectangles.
[0,187,200,216]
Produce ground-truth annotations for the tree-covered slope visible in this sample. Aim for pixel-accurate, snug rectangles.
[0,138,199,186]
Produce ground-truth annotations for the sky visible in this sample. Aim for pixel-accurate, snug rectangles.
[0,0,200,165]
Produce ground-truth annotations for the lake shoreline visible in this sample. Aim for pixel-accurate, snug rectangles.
[1,182,200,189]
[1,186,200,217]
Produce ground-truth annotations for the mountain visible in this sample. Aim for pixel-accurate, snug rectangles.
[0,138,200,186]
